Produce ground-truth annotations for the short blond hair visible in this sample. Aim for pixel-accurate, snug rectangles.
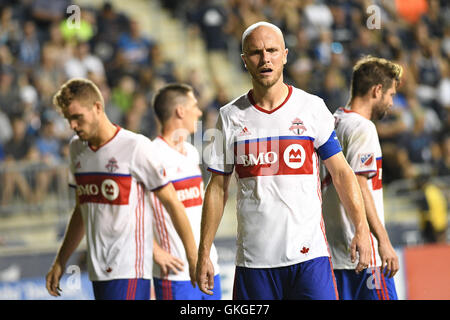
[53,78,104,110]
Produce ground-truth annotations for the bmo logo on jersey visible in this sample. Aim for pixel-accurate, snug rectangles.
[75,173,131,205]
[101,179,120,201]
[172,176,203,208]
[235,137,314,178]
[240,151,278,167]
[283,144,306,169]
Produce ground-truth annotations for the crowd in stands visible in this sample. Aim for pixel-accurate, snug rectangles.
[165,0,450,185]
[1,0,450,209]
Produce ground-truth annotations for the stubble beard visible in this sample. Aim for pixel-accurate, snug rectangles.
[372,99,390,121]
[250,68,283,89]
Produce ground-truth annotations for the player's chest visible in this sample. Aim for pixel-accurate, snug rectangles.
[230,107,316,144]
[73,150,131,175]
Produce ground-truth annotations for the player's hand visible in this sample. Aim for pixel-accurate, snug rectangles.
[45,260,64,297]
[153,245,184,277]
[350,228,371,274]
[187,253,198,289]
[195,255,215,295]
[378,241,399,278]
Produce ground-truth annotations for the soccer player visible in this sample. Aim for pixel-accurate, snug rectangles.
[195,22,372,300]
[322,56,402,300]
[45,78,197,300]
[150,83,221,300]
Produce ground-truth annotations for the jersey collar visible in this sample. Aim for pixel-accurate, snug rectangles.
[89,124,121,152]
[247,84,292,114]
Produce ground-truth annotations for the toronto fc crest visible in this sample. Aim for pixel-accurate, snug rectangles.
[289,117,307,135]
[106,157,119,172]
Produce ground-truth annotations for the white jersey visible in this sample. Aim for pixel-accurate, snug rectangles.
[150,137,220,281]
[207,85,341,268]
[322,108,384,269]
[68,126,169,281]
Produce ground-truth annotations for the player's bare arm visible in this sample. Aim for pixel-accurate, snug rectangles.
[154,183,197,286]
[153,239,184,277]
[46,200,85,297]
[356,174,399,278]
[323,152,371,274]
[197,172,231,295]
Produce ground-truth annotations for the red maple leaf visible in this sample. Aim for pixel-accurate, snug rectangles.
[301,247,309,254]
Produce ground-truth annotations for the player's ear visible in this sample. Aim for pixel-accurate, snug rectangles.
[283,48,288,65]
[372,84,383,99]
[93,101,103,113]
[240,53,247,69]
[175,105,185,119]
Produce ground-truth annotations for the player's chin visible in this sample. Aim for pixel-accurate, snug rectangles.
[76,131,87,141]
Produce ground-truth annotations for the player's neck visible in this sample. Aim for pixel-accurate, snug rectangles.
[251,80,288,111]
[161,128,187,154]
[348,97,372,120]
[89,119,118,150]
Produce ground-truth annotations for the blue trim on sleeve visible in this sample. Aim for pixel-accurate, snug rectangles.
[150,181,170,192]
[207,167,233,176]
[317,131,342,160]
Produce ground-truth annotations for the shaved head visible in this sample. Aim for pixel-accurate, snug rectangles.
[241,21,285,53]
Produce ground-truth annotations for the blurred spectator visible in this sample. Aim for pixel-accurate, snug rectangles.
[0,109,12,148]
[437,60,450,111]
[1,115,38,207]
[149,43,177,83]
[18,20,40,69]
[411,38,442,110]
[204,82,230,130]
[316,67,348,113]
[117,19,154,71]
[187,0,229,51]
[350,27,379,62]
[435,135,450,176]
[45,22,72,68]
[285,28,315,91]
[111,75,136,115]
[0,67,21,116]
[30,0,70,32]
[314,28,333,66]
[34,44,66,108]
[64,41,106,80]
[34,118,66,203]
[303,0,334,40]
[93,2,130,65]
[415,174,448,244]
[124,92,149,134]
[0,5,22,52]
[399,110,435,166]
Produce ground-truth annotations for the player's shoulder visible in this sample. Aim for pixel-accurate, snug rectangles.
[183,141,200,158]
[118,127,152,145]
[151,136,166,149]
[290,85,326,107]
[335,108,374,125]
[219,92,252,116]
[334,108,377,133]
